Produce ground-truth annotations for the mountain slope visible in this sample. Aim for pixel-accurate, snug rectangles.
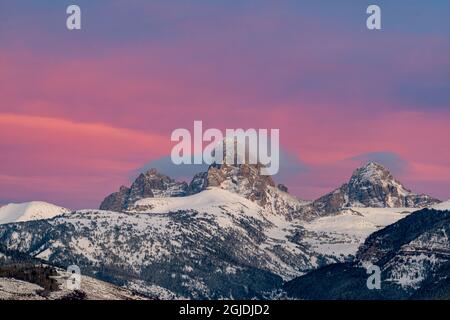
[200,164,310,218]
[0,268,147,300]
[300,207,417,259]
[284,207,450,299]
[356,208,450,291]
[0,195,291,299]
[432,200,450,211]
[0,202,70,225]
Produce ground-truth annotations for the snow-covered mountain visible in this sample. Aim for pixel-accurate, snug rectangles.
[0,162,444,299]
[358,209,450,292]
[0,201,70,225]
[100,164,309,218]
[284,207,450,299]
[302,162,440,217]
[0,188,326,299]
[432,200,450,211]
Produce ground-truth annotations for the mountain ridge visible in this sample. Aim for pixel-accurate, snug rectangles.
[99,161,440,219]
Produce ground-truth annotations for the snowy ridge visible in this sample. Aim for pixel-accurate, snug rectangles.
[432,200,450,211]
[0,187,431,298]
[132,187,263,218]
[0,201,70,225]
[301,207,416,259]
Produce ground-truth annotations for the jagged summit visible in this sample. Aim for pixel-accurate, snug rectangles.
[99,163,304,216]
[100,164,273,211]
[351,161,396,183]
[348,161,439,207]
[184,163,305,217]
[347,162,414,205]
[100,161,439,216]
[349,162,409,190]
[99,169,189,211]
[192,163,276,206]
[305,162,440,216]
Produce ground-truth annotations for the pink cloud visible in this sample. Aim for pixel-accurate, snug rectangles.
[0,113,168,208]
[1,8,449,206]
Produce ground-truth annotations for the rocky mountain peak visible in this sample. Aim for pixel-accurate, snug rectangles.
[346,161,439,208]
[349,162,404,188]
[304,162,440,216]
[185,163,276,206]
[277,184,289,193]
[128,169,188,201]
[182,163,307,218]
[100,162,288,212]
[346,162,413,205]
[99,169,189,211]
[351,161,393,181]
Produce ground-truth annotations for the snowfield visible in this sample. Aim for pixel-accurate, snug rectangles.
[131,189,421,267]
[432,200,450,211]
[300,207,416,258]
[132,188,263,218]
[0,201,70,225]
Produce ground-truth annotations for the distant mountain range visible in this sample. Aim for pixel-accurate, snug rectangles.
[0,162,447,300]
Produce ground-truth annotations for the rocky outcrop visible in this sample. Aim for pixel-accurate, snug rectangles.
[346,162,438,208]
[187,172,208,195]
[99,169,188,211]
[277,184,289,193]
[200,163,276,206]
[100,163,304,215]
[184,163,306,218]
[99,186,131,212]
[128,169,188,201]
